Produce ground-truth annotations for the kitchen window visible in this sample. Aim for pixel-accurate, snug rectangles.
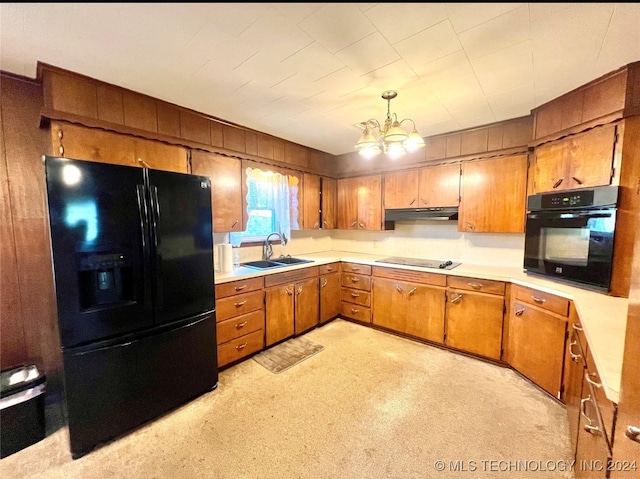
[229,167,299,245]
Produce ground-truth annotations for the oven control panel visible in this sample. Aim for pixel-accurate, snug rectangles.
[528,185,619,211]
[542,190,594,208]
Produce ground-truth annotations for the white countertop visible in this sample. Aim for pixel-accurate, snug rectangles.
[215,250,628,403]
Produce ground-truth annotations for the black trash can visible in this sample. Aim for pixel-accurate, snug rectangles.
[0,364,46,458]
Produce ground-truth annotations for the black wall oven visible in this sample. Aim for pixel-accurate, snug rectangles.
[524,186,619,291]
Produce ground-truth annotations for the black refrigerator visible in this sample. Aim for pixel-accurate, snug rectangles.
[44,156,218,458]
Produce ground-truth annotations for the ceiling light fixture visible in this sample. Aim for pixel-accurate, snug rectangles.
[355,90,425,159]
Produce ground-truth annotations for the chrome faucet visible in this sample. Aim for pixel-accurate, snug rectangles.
[263,232,287,261]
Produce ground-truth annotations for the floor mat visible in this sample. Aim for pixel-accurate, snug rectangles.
[253,336,324,374]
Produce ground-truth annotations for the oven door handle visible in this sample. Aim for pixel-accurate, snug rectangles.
[527,211,614,220]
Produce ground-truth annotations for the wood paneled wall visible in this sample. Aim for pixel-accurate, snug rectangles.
[0,73,62,393]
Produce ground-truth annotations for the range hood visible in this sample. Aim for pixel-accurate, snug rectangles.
[384,207,459,222]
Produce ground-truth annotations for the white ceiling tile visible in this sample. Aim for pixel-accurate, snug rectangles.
[335,32,401,76]
[471,40,533,95]
[445,3,525,33]
[459,5,530,59]
[394,20,462,69]
[298,4,376,53]
[414,51,483,99]
[271,3,326,23]
[182,4,274,37]
[486,84,535,121]
[280,42,346,82]
[595,3,640,73]
[365,3,448,44]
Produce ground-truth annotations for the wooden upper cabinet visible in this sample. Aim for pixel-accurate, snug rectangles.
[384,170,419,209]
[191,151,244,233]
[303,173,321,229]
[133,137,188,173]
[533,124,617,193]
[418,163,461,207]
[337,175,383,230]
[222,125,245,153]
[43,69,98,119]
[51,121,137,167]
[459,155,528,233]
[123,92,157,132]
[180,111,211,145]
[96,85,124,125]
[321,177,337,229]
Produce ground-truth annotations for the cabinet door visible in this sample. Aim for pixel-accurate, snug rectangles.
[295,277,319,335]
[534,140,569,192]
[134,137,188,173]
[445,290,504,360]
[384,170,419,208]
[303,173,321,229]
[337,177,358,229]
[459,155,527,233]
[321,177,337,229]
[564,324,587,455]
[52,121,137,167]
[506,301,567,397]
[372,278,406,333]
[568,124,616,189]
[576,376,612,477]
[404,284,446,344]
[265,284,295,346]
[357,175,383,230]
[418,163,461,207]
[320,273,340,323]
[191,151,244,233]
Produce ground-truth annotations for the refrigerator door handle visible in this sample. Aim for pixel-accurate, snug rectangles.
[149,185,163,311]
[136,184,153,315]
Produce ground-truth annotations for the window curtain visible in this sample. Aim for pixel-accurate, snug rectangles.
[245,167,292,241]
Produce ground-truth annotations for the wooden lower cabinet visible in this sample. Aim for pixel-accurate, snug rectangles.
[340,262,373,323]
[215,278,265,368]
[445,289,504,360]
[505,300,567,398]
[264,267,320,346]
[564,322,587,454]
[372,277,445,343]
[320,267,341,324]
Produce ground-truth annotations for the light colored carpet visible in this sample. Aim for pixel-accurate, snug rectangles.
[253,336,324,373]
[0,319,573,479]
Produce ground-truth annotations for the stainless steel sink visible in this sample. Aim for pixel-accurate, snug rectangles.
[241,260,286,270]
[273,257,314,265]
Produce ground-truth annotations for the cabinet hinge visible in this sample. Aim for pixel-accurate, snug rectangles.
[610,167,615,179]
[187,150,192,173]
[565,329,569,341]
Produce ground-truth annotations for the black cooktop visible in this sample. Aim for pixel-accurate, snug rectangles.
[375,256,461,270]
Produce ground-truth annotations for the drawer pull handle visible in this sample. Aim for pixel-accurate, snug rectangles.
[235,321,248,329]
[358,222,365,229]
[553,178,564,189]
[572,323,583,331]
[420,197,428,205]
[450,293,463,304]
[351,277,360,283]
[409,198,416,206]
[408,287,417,296]
[326,267,333,272]
[580,396,602,436]
[234,300,247,307]
[626,425,640,443]
[569,340,582,362]
[296,285,303,295]
[313,220,319,229]
[231,220,239,228]
[323,220,329,228]
[585,372,602,389]
[395,284,404,293]
[351,221,358,228]
[572,176,583,185]
[351,267,360,271]
[286,287,293,296]
[531,295,546,304]
[234,285,247,291]
[515,308,525,317]
[351,308,359,314]
[236,342,247,350]
[350,292,360,298]
[467,282,483,290]
[321,278,328,288]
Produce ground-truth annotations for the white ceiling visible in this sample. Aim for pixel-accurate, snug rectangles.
[2,3,640,156]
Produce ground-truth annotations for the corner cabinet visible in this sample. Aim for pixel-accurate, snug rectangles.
[458,154,528,233]
[302,173,337,230]
[337,175,390,230]
[319,263,341,324]
[191,151,245,233]
[532,123,619,194]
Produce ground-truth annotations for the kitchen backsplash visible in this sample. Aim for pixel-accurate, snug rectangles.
[213,222,524,271]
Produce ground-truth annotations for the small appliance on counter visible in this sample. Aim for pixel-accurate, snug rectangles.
[523,185,619,291]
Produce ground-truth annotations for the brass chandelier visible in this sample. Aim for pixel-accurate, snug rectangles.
[355,90,425,159]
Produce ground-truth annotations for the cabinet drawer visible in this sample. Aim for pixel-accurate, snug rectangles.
[216,290,264,322]
[341,301,371,323]
[319,262,340,275]
[341,262,371,275]
[341,287,371,307]
[447,276,505,295]
[513,285,570,316]
[216,277,264,299]
[341,273,371,291]
[585,348,615,438]
[216,310,265,344]
[217,329,264,367]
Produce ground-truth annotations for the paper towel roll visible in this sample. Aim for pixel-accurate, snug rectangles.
[220,243,233,273]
